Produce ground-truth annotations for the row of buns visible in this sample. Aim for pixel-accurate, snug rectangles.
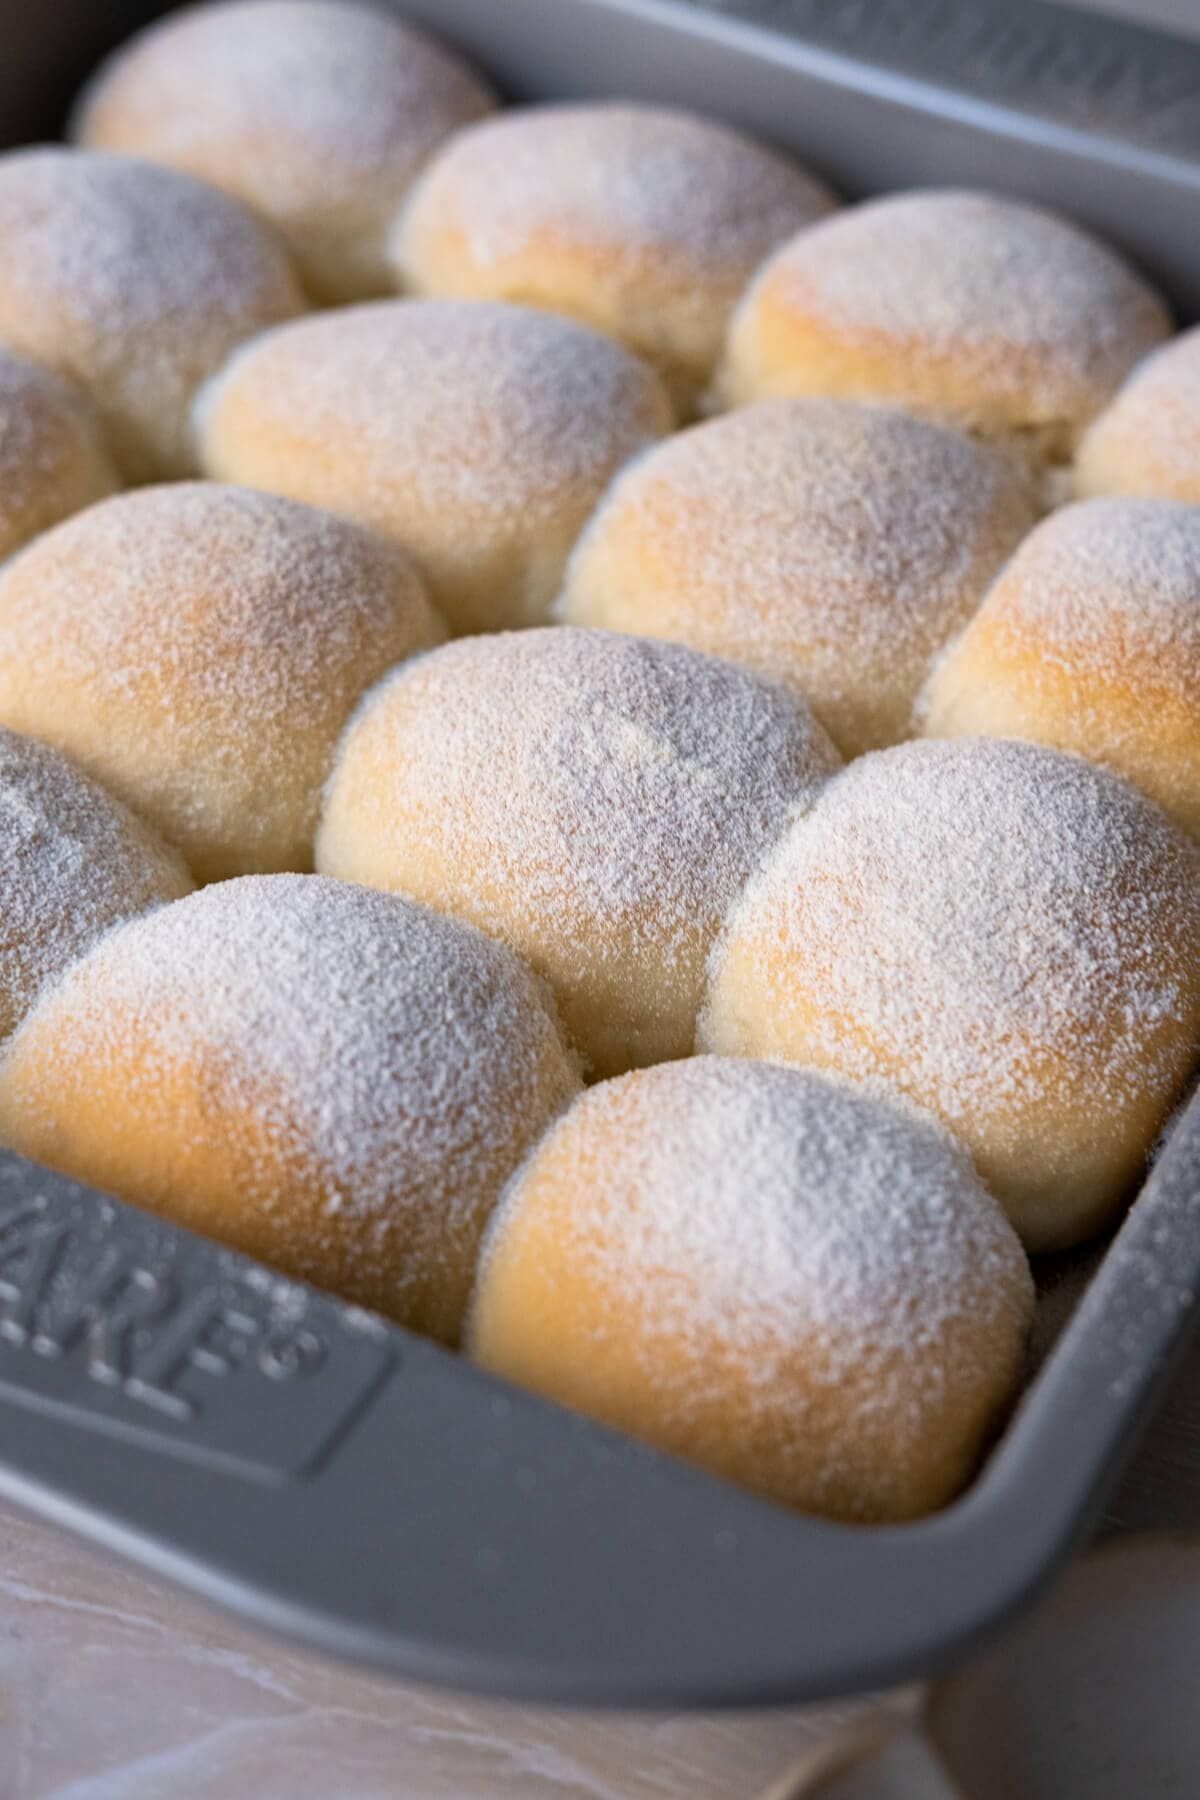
[0,802,1037,1525]
[0,0,1193,481]
[0,691,1195,1518]
[0,572,1195,1256]
[0,0,1194,840]
[2,315,1200,835]
[4,399,1194,856]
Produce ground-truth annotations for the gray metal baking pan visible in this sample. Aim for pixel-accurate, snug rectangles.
[0,0,1198,1708]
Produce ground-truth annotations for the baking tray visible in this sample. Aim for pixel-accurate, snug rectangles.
[0,0,1198,1708]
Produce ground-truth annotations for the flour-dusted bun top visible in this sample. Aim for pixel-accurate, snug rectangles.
[318,626,841,1076]
[0,481,444,879]
[564,396,1038,754]
[0,146,303,480]
[394,101,835,408]
[922,497,1200,840]
[0,725,192,1040]
[471,1057,1033,1520]
[720,190,1171,461]
[701,735,1200,1249]
[74,0,496,303]
[196,298,673,631]
[0,347,118,560]
[0,875,579,1340]
[1076,325,1200,505]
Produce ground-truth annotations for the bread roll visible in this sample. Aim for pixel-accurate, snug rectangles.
[73,0,495,304]
[563,397,1038,755]
[394,101,834,412]
[922,498,1200,840]
[471,1058,1033,1521]
[700,738,1200,1250]
[0,348,118,561]
[0,726,191,1041]
[719,190,1170,464]
[1075,325,1200,503]
[0,483,444,880]
[317,627,840,1077]
[195,299,672,631]
[0,875,579,1341]
[0,147,303,480]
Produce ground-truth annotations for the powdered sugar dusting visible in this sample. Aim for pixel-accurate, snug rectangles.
[74,0,495,298]
[705,737,1200,1124]
[0,876,578,1325]
[563,397,1038,753]
[0,482,443,878]
[196,299,672,628]
[1076,325,1200,500]
[0,726,191,1038]
[318,627,840,1071]
[973,497,1200,684]
[0,348,117,558]
[401,100,831,275]
[734,190,1169,437]
[0,147,302,479]
[77,0,492,188]
[474,1056,1032,1518]
[496,1058,1029,1359]
[396,102,833,397]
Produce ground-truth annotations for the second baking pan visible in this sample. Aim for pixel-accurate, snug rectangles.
[0,0,1197,1707]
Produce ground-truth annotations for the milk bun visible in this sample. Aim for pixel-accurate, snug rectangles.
[74,0,495,303]
[0,876,579,1341]
[0,147,303,480]
[922,497,1200,841]
[563,397,1038,755]
[0,483,444,880]
[701,737,1200,1250]
[317,627,841,1076]
[471,1058,1033,1521]
[719,190,1170,465]
[394,101,834,412]
[195,299,672,632]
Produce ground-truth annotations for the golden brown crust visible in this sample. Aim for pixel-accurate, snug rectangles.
[563,398,1039,755]
[922,498,1200,841]
[73,0,496,304]
[0,483,444,880]
[0,350,117,562]
[719,190,1170,462]
[471,1059,1032,1520]
[394,103,834,412]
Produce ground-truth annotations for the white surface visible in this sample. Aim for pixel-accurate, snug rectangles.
[0,1503,901,1799]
